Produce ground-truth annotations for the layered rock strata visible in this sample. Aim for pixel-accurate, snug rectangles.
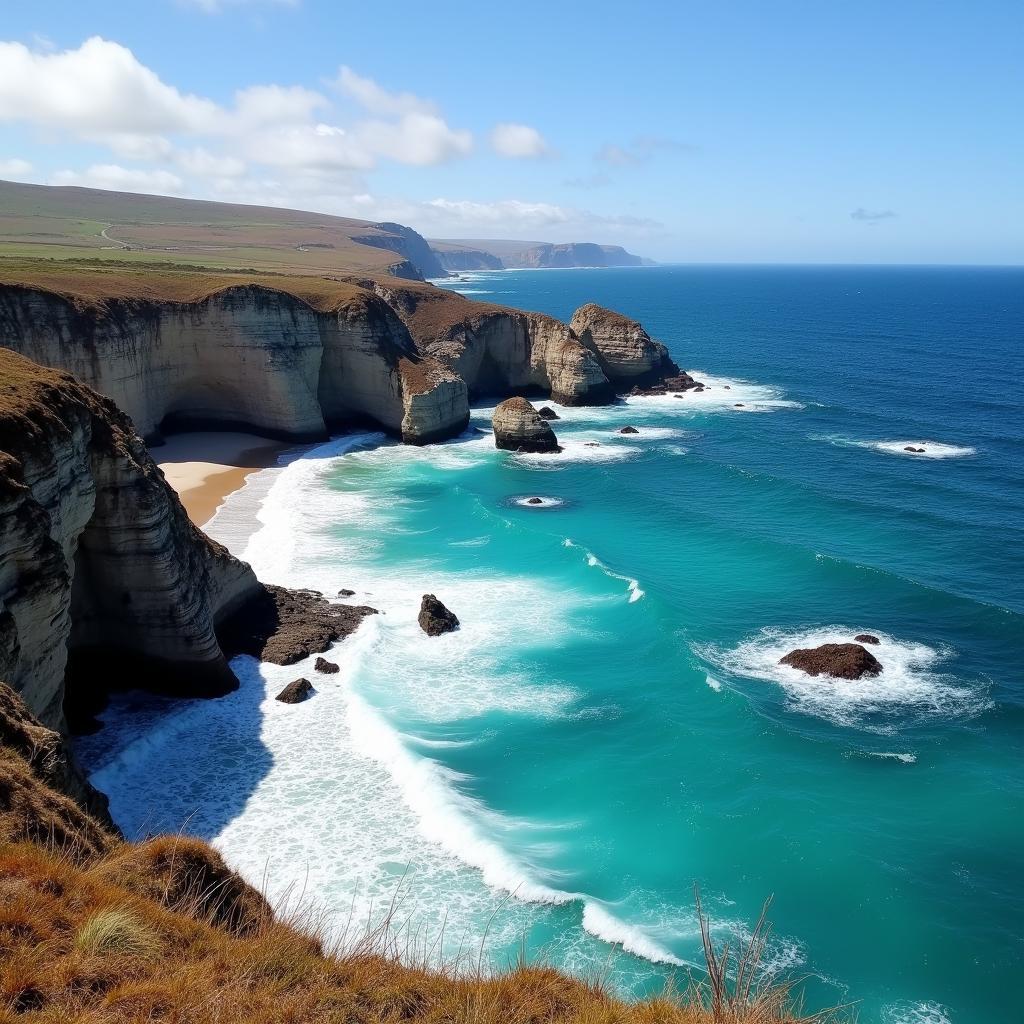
[570,303,681,390]
[493,397,561,453]
[0,349,262,729]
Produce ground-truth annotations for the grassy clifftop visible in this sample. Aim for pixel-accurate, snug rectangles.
[0,683,825,1024]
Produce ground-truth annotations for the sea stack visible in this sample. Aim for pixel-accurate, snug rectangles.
[569,303,680,389]
[780,643,882,680]
[492,397,561,453]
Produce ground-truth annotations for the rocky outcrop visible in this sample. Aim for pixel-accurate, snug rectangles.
[0,349,262,730]
[418,594,459,636]
[352,222,448,279]
[854,633,880,645]
[619,426,639,434]
[276,678,313,704]
[217,585,376,666]
[315,656,339,674]
[537,406,559,420]
[508,242,646,269]
[0,282,468,446]
[780,643,882,680]
[493,397,560,453]
[570,303,680,389]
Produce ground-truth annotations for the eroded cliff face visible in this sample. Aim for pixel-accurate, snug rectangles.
[0,283,468,446]
[0,350,261,730]
[569,302,679,389]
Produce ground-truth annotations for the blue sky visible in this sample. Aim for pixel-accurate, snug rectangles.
[0,0,1021,263]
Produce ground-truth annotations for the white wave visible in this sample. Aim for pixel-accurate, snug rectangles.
[868,751,917,764]
[628,370,803,414]
[581,902,686,966]
[564,538,645,602]
[816,435,977,460]
[705,674,723,692]
[513,436,640,466]
[450,535,491,546]
[881,1000,954,1024]
[697,626,990,731]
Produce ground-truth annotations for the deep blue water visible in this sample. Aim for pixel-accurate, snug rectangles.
[82,265,1024,1024]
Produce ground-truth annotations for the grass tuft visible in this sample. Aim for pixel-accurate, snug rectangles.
[75,908,162,960]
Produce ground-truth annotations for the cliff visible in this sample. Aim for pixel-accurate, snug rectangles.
[0,349,262,730]
[427,238,652,269]
[511,242,647,269]
[428,243,504,272]
[352,222,450,280]
[0,272,469,446]
[570,303,680,389]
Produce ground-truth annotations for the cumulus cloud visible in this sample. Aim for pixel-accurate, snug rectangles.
[334,66,436,117]
[490,122,549,158]
[0,157,33,180]
[851,207,897,224]
[52,164,186,194]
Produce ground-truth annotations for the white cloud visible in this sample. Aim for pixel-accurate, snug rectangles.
[51,164,185,194]
[490,122,549,159]
[0,157,32,180]
[0,37,220,135]
[426,198,571,227]
[357,114,472,166]
[334,66,436,117]
[174,147,247,178]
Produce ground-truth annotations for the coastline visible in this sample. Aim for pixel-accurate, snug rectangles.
[152,431,291,527]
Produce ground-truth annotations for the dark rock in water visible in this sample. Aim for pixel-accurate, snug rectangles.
[418,594,459,636]
[854,633,881,645]
[526,497,544,505]
[724,385,731,390]
[276,678,313,704]
[735,403,745,407]
[780,643,882,680]
[219,584,376,665]
[619,425,640,434]
[904,446,926,453]
[315,656,340,674]
[492,397,560,453]
[584,442,601,447]
[337,588,355,597]
[673,394,684,398]
[537,406,560,420]
[629,371,703,397]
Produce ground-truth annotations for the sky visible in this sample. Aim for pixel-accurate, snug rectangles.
[0,0,1022,264]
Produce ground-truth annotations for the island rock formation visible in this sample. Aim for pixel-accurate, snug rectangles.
[780,642,882,680]
[493,397,561,453]
[418,594,460,636]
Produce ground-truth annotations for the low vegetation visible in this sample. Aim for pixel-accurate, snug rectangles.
[0,685,836,1023]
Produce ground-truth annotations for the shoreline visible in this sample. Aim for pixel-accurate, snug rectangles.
[152,431,292,527]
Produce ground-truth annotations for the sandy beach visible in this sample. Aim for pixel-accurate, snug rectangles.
[153,431,291,527]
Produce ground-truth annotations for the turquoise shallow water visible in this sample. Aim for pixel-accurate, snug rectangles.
[80,266,1024,1024]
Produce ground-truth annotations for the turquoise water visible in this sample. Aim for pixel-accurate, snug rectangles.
[80,266,1024,1024]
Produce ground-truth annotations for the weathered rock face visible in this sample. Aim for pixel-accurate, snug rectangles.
[780,643,882,680]
[492,397,561,453]
[570,303,680,389]
[315,656,339,674]
[0,283,469,447]
[352,222,449,279]
[429,246,503,272]
[418,594,460,636]
[0,349,262,729]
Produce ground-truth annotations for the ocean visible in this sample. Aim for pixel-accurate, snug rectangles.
[78,265,1024,1024]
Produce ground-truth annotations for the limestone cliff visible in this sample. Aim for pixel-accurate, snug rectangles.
[569,303,680,389]
[0,349,261,730]
[363,280,616,405]
[352,222,449,279]
[429,245,504,272]
[0,281,467,446]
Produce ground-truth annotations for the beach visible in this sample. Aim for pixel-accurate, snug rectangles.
[152,431,290,527]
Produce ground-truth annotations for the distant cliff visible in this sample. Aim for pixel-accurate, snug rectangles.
[353,222,449,279]
[511,243,648,269]
[428,238,652,270]
[429,244,504,273]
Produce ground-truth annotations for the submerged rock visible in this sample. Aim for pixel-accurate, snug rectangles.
[527,497,544,505]
[418,594,460,636]
[904,446,926,454]
[780,643,882,680]
[619,425,640,434]
[537,406,560,420]
[492,397,560,453]
[314,656,340,674]
[854,633,881,645]
[336,588,355,597]
[275,678,313,704]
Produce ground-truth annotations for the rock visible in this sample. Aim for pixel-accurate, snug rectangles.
[724,385,731,390]
[619,426,640,434]
[418,594,459,636]
[526,497,544,505]
[275,678,313,704]
[0,349,262,730]
[904,446,926,453]
[337,588,355,597]
[218,584,377,666]
[584,442,601,447]
[735,403,745,407]
[492,397,560,453]
[854,634,881,645]
[537,406,560,420]
[780,643,882,680]
[570,303,680,390]
[315,656,340,674]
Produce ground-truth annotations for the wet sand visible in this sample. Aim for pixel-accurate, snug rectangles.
[152,432,291,527]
